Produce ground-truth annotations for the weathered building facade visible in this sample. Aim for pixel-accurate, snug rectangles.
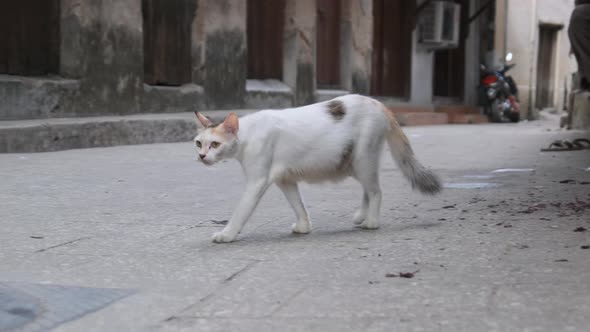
[1,0,494,122]
[493,0,578,118]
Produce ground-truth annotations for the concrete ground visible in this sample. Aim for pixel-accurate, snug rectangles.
[1,116,589,332]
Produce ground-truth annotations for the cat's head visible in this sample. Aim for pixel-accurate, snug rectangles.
[193,112,240,165]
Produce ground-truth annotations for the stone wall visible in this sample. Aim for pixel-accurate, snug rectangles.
[572,91,590,130]
[62,0,144,117]
[0,0,146,120]
[283,0,316,106]
[0,0,206,120]
[0,0,486,121]
[202,0,247,109]
[344,0,372,94]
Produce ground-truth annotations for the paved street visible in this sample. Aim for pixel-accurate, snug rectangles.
[1,116,589,331]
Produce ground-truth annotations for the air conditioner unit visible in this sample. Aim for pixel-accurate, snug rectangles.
[418,1,461,49]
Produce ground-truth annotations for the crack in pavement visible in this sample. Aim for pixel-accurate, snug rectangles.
[34,237,91,253]
[156,224,204,240]
[168,260,260,321]
[268,287,306,317]
[222,260,258,284]
[157,222,230,241]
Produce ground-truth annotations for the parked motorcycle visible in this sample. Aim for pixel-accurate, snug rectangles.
[479,53,520,123]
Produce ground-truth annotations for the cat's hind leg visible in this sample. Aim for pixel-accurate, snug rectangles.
[352,191,369,225]
[353,143,383,230]
[357,176,381,229]
[277,181,312,234]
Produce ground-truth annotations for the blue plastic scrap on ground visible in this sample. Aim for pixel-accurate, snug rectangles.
[0,282,134,332]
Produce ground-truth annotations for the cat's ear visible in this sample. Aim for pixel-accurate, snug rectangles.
[194,112,212,129]
[222,112,239,135]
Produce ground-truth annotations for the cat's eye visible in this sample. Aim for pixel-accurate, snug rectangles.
[196,141,202,148]
[210,141,221,149]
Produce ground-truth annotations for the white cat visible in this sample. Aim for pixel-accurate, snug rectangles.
[194,94,441,243]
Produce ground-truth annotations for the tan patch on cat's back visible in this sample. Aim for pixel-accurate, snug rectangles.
[327,100,346,120]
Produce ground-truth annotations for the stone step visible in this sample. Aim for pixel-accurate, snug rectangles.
[447,113,490,124]
[434,105,489,124]
[435,105,483,115]
[572,90,590,130]
[316,89,350,102]
[386,104,448,126]
[388,105,435,113]
[0,110,252,153]
[394,112,449,127]
[1,106,476,153]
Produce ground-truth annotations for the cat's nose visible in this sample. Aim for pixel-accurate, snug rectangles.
[199,154,206,160]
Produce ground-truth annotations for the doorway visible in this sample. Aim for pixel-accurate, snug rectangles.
[371,0,415,98]
[316,0,341,88]
[0,0,60,76]
[535,24,560,109]
[142,0,195,86]
[433,0,469,99]
[247,0,285,80]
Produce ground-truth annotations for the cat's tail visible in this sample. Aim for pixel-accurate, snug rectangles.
[382,106,442,195]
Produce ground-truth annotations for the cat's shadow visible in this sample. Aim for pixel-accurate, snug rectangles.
[229,221,443,245]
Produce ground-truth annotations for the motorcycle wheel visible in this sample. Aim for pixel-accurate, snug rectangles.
[489,99,503,123]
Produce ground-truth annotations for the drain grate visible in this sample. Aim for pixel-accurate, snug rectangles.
[0,282,134,332]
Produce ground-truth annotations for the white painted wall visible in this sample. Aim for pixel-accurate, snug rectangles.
[537,0,577,111]
[410,34,435,104]
[496,0,576,117]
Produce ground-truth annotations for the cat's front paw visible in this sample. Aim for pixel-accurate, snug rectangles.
[291,221,311,234]
[352,210,366,225]
[212,230,236,243]
[359,219,379,230]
